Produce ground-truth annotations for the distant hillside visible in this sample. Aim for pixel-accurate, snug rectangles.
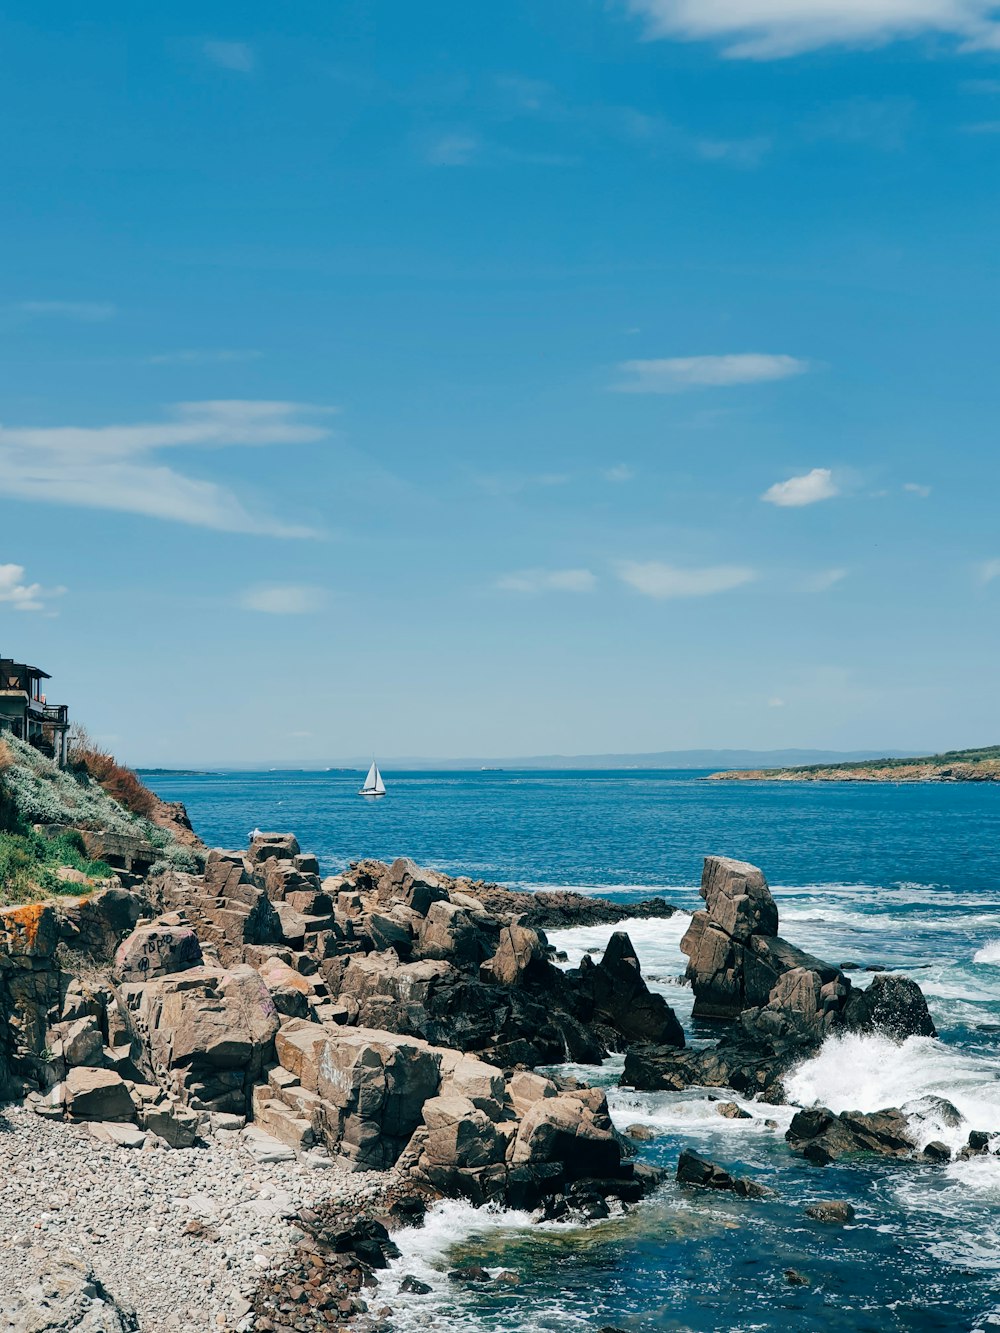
[710,745,1000,783]
[208,748,917,772]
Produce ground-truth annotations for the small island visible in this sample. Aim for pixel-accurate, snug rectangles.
[710,744,1000,783]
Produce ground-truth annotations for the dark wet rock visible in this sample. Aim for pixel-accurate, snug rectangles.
[716,1101,751,1120]
[784,1268,810,1286]
[805,1200,856,1223]
[921,1140,952,1163]
[576,932,685,1049]
[676,1149,772,1198]
[622,1029,803,1103]
[786,1106,915,1165]
[448,1264,492,1283]
[470,884,677,931]
[626,1122,657,1140]
[842,973,936,1040]
[902,1095,963,1129]
[399,1274,432,1294]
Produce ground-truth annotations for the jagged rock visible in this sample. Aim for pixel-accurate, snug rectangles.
[416,899,495,966]
[715,1101,751,1119]
[681,856,844,1020]
[61,1015,104,1067]
[676,1149,771,1198]
[786,1106,915,1165]
[741,965,850,1044]
[921,1140,952,1162]
[66,887,153,960]
[805,1199,856,1223]
[309,1024,442,1170]
[700,856,778,940]
[1,1249,138,1332]
[842,973,937,1040]
[399,1275,432,1294]
[249,832,301,864]
[114,924,203,982]
[64,1067,136,1121]
[120,964,279,1114]
[480,922,545,987]
[784,1269,810,1287]
[577,932,684,1048]
[621,1030,802,1102]
[136,1095,201,1147]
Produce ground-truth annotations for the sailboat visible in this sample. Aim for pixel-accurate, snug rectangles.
[359,760,386,798]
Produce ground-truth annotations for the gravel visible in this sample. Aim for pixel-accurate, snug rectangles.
[0,1104,398,1332]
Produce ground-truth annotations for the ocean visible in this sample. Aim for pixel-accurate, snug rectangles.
[143,768,1000,1332]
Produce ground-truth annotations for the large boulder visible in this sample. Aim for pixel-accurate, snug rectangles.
[1,1250,138,1333]
[843,973,936,1040]
[786,1106,916,1165]
[121,964,279,1114]
[64,1067,136,1122]
[114,924,203,982]
[681,857,844,1020]
[313,1025,442,1169]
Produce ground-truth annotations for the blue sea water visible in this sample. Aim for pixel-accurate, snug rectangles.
[144,769,1000,1333]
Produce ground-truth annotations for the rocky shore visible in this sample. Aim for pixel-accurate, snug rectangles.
[1,809,981,1333]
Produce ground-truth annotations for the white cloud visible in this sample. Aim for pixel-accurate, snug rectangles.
[768,696,786,708]
[604,464,635,482]
[618,561,755,598]
[977,559,1000,584]
[496,568,597,593]
[903,482,932,497]
[626,0,1000,59]
[239,584,326,614]
[762,467,839,507]
[615,353,808,393]
[16,301,116,321]
[802,567,848,592]
[203,41,255,72]
[0,400,332,537]
[426,134,480,166]
[145,349,262,365]
[0,563,66,615]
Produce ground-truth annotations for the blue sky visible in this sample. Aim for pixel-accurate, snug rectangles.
[2,0,1000,765]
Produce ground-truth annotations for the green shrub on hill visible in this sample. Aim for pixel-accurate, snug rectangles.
[0,733,197,903]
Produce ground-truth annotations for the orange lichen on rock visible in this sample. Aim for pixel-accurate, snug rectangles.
[1,902,58,956]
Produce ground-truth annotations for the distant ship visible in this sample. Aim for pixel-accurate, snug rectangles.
[359,760,386,798]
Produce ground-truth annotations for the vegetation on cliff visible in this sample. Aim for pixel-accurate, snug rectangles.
[0,733,198,904]
[710,744,1000,783]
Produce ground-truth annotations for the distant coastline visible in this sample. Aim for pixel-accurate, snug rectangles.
[710,744,1000,783]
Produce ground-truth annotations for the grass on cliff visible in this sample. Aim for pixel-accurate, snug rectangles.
[0,826,113,907]
[0,733,198,906]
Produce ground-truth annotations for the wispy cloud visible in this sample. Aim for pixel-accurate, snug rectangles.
[696,135,772,167]
[615,353,808,393]
[768,696,785,708]
[203,40,255,73]
[425,133,480,166]
[625,0,1000,59]
[618,561,755,598]
[903,481,932,497]
[0,401,332,537]
[802,567,848,592]
[15,300,116,321]
[496,568,597,594]
[0,563,66,615]
[604,464,635,482]
[239,583,326,613]
[145,349,263,366]
[977,559,1000,584]
[762,467,839,507]
[963,119,1000,133]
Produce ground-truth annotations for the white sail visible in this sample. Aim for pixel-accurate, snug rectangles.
[360,760,386,796]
